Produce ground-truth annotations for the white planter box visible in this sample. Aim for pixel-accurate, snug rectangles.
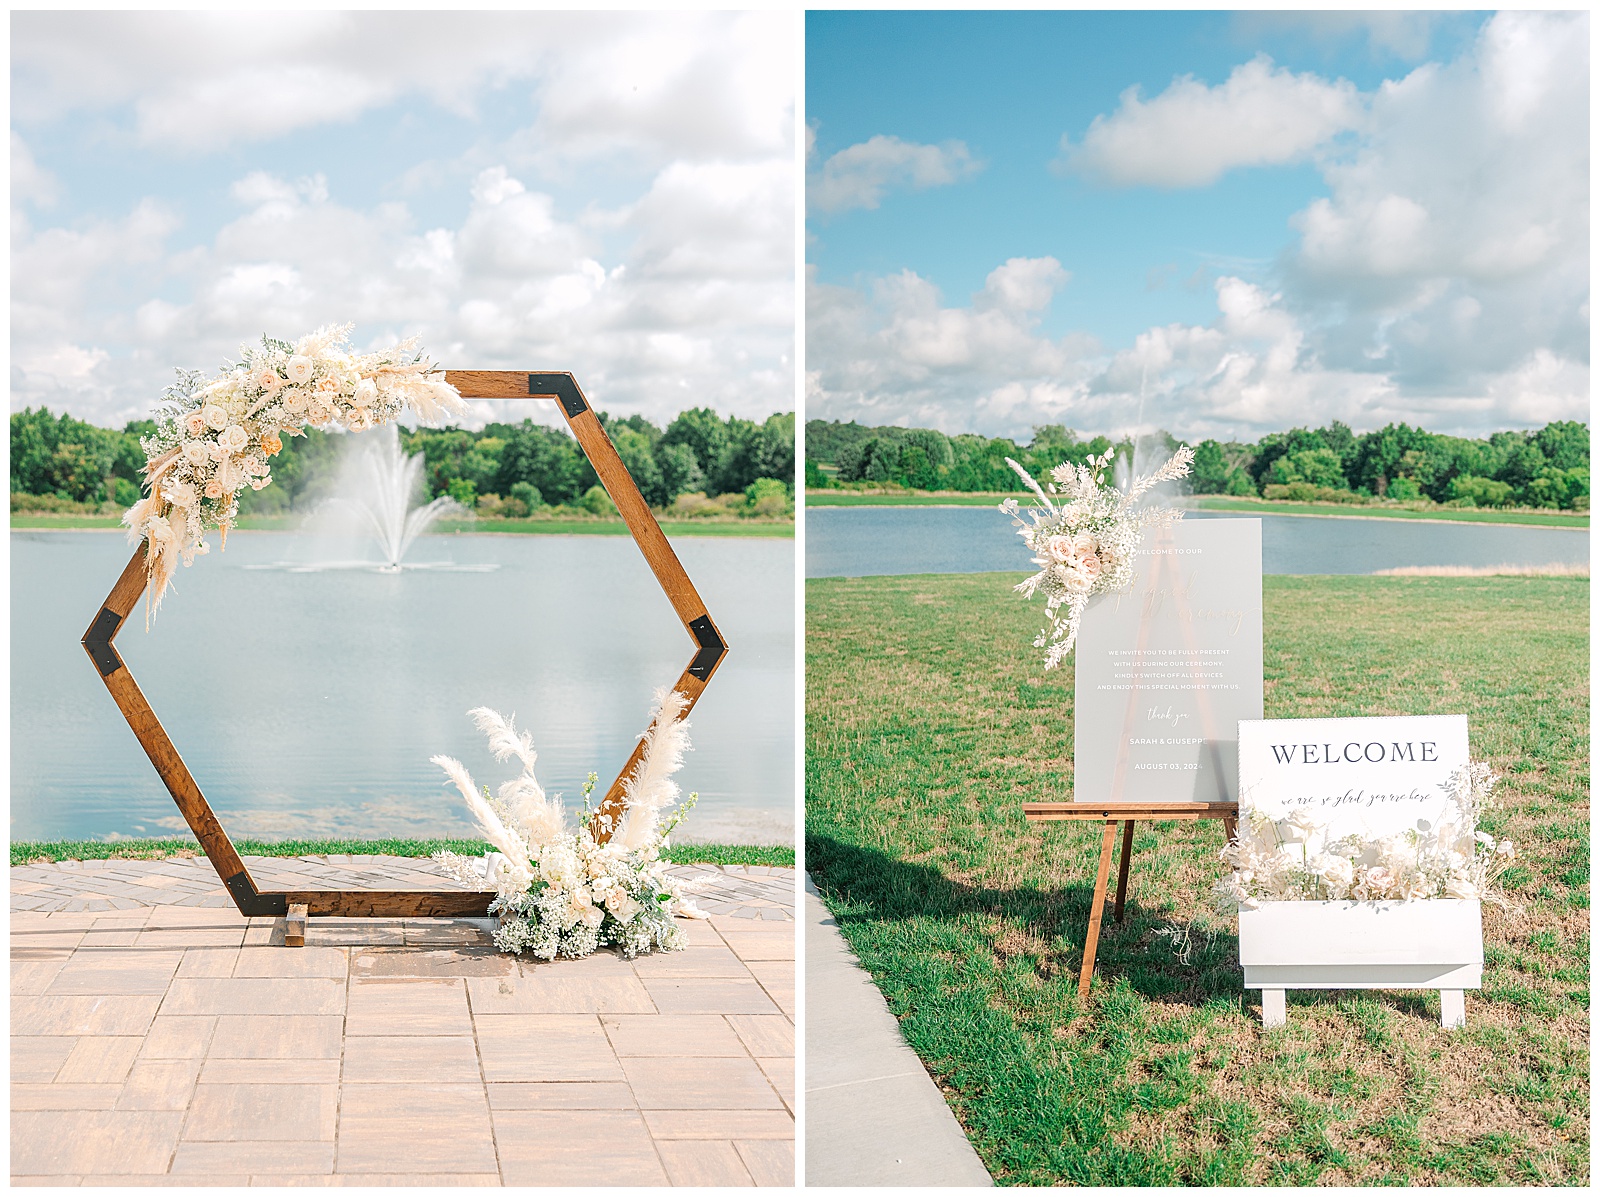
[1239,899,1482,1027]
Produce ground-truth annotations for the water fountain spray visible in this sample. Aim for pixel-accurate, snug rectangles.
[332,424,464,570]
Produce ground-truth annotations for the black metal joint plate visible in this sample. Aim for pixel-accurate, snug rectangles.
[687,648,722,680]
[688,614,724,651]
[686,614,726,680]
[528,373,587,418]
[83,606,125,676]
[224,871,287,917]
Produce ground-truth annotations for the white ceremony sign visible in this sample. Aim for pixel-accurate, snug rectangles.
[1235,713,1483,1029]
[1073,518,1263,804]
[1237,714,1471,840]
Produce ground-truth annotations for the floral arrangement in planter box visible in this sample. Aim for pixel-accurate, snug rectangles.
[1001,445,1194,669]
[432,689,702,959]
[1214,762,1516,913]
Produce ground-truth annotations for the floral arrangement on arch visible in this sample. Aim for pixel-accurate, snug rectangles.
[1214,762,1516,913]
[432,689,703,960]
[1001,445,1195,669]
[124,324,468,616]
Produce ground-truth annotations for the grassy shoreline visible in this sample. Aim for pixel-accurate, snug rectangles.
[807,572,1588,1185]
[804,489,1589,528]
[10,837,794,869]
[9,514,793,537]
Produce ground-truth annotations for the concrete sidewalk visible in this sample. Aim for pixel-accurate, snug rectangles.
[11,856,795,1186]
[803,874,991,1187]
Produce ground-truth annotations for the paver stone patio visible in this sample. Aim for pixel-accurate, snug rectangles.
[11,856,795,1186]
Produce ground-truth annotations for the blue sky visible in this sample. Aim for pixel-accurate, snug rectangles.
[805,11,1588,441]
[12,12,795,429]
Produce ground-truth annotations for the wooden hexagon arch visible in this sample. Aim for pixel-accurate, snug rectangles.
[81,371,727,925]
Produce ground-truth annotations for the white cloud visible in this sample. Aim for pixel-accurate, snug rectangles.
[1284,10,1588,393]
[810,12,1587,441]
[14,160,793,428]
[11,11,789,166]
[805,258,1099,433]
[1064,55,1363,187]
[11,132,58,208]
[810,135,982,213]
[524,12,793,167]
[1233,13,1444,63]
[808,265,1587,441]
[10,12,795,429]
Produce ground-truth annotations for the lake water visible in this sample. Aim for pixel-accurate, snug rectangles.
[805,506,1589,578]
[12,530,794,845]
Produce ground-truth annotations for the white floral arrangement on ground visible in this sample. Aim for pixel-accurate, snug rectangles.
[124,324,468,616]
[1214,762,1516,913]
[1001,445,1195,669]
[432,689,703,960]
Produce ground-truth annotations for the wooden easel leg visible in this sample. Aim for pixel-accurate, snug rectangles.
[1222,815,1238,844]
[1078,821,1119,1000]
[1113,820,1135,923]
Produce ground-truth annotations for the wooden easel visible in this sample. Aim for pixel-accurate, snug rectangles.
[81,371,728,942]
[1025,801,1238,997]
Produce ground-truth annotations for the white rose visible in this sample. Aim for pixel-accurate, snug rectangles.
[352,378,378,407]
[162,480,196,508]
[201,404,228,431]
[255,368,282,394]
[1043,534,1075,563]
[1362,866,1397,897]
[1308,853,1354,888]
[1401,875,1434,901]
[282,389,309,415]
[347,409,371,432]
[1052,562,1092,594]
[217,425,249,455]
[182,441,210,467]
[215,457,246,492]
[286,355,314,384]
[307,401,333,425]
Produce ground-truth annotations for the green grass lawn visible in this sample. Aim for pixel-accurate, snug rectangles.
[8,514,792,537]
[804,490,1588,528]
[10,837,794,869]
[807,572,1589,1186]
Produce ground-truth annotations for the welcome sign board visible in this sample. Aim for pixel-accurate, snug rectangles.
[1236,714,1471,839]
[1235,713,1481,1027]
[1073,518,1263,804]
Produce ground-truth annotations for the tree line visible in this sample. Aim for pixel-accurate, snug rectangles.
[11,406,796,516]
[805,418,1590,511]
